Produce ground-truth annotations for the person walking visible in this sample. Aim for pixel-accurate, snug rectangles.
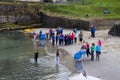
[90,25,96,38]
[90,43,95,61]
[95,44,101,61]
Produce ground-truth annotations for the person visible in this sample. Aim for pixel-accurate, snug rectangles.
[34,50,39,63]
[90,25,96,38]
[79,31,83,44]
[73,28,77,43]
[39,32,46,46]
[73,28,77,34]
[49,28,52,39]
[56,48,60,64]
[98,39,102,47]
[56,33,59,45]
[71,33,74,44]
[86,42,90,57]
[74,33,77,43]
[90,43,95,61]
[51,33,55,46]
[81,41,87,61]
[33,32,37,40]
[95,44,101,61]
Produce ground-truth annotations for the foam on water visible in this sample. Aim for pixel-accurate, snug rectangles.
[69,74,101,80]
[29,48,71,80]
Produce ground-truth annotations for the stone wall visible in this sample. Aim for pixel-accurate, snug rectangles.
[108,22,120,37]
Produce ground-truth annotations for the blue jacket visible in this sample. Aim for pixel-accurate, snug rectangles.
[95,45,101,52]
[91,27,96,33]
[39,34,46,40]
[52,35,55,41]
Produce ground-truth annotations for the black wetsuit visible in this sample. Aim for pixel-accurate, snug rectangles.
[34,52,39,62]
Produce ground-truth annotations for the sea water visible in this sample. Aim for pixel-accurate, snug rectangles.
[0,31,70,80]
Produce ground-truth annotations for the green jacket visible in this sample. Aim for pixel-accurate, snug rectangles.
[91,45,95,51]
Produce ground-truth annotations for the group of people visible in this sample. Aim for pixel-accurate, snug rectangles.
[77,40,102,62]
[48,27,78,46]
[76,25,101,61]
[33,25,98,64]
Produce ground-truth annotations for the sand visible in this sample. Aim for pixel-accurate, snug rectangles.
[31,28,120,80]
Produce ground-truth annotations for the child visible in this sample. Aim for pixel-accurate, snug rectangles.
[95,44,101,61]
[56,49,60,64]
[51,33,55,46]
[90,43,95,61]
[86,42,90,57]
[79,31,83,44]
[33,32,37,40]
[81,41,87,61]
[98,39,102,47]
[34,50,39,63]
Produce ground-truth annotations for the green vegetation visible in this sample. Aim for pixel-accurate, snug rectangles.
[43,0,120,19]
[0,1,120,29]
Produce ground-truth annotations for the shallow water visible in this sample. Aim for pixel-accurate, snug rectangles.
[0,31,71,80]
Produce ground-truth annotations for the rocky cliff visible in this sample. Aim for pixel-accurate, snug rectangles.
[0,2,42,25]
[42,14,90,30]
[108,22,120,37]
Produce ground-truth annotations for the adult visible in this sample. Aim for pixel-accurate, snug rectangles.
[90,25,96,38]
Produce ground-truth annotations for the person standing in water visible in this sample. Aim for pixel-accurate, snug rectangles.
[56,48,60,64]
[34,50,39,63]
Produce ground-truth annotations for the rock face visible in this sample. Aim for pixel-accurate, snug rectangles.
[0,3,42,25]
[108,22,120,37]
[42,14,90,30]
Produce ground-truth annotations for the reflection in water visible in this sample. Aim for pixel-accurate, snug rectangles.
[75,61,83,72]
[75,61,87,77]
[56,64,59,73]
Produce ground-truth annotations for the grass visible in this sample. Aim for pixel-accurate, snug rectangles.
[0,1,119,19]
[42,0,120,19]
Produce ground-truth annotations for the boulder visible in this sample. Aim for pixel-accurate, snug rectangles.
[108,22,120,37]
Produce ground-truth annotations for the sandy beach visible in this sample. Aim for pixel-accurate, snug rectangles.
[32,28,120,80]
